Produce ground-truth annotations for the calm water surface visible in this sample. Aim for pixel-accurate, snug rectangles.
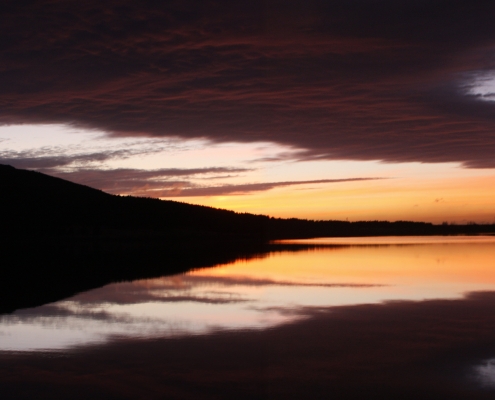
[2,236,495,398]
[0,237,495,400]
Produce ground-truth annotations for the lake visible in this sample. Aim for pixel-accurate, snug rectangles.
[2,236,495,399]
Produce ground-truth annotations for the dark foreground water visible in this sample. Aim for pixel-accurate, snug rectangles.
[2,236,495,399]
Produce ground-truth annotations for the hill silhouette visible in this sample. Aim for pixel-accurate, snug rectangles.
[1,164,266,241]
[1,164,494,313]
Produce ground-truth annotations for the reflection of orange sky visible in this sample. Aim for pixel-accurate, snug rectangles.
[4,238,495,352]
[192,241,495,287]
[178,174,495,223]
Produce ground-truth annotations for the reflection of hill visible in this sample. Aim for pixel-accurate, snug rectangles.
[0,237,269,314]
[1,164,495,313]
[1,237,339,314]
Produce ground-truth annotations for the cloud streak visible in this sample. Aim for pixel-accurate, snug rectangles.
[0,151,129,169]
[38,168,382,197]
[42,167,254,195]
[0,139,184,169]
[1,1,495,166]
[154,177,385,197]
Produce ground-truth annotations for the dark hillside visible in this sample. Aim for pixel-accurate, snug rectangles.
[0,164,268,240]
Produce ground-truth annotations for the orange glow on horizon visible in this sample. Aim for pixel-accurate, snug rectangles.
[173,173,495,224]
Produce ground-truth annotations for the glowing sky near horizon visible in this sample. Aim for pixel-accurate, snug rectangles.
[1,123,494,223]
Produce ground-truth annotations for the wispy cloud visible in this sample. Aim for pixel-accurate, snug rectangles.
[0,151,127,169]
[22,166,385,197]
[0,139,184,169]
[127,177,386,198]
[47,167,253,194]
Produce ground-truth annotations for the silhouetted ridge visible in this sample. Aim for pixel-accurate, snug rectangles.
[1,164,267,240]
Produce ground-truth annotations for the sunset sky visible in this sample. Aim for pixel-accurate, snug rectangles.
[1,0,494,223]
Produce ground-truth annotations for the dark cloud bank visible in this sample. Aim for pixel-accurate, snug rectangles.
[1,0,495,167]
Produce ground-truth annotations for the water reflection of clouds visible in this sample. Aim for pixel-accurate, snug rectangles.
[1,237,495,352]
[172,275,384,288]
[53,275,383,308]
[5,292,495,398]
[0,276,384,352]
